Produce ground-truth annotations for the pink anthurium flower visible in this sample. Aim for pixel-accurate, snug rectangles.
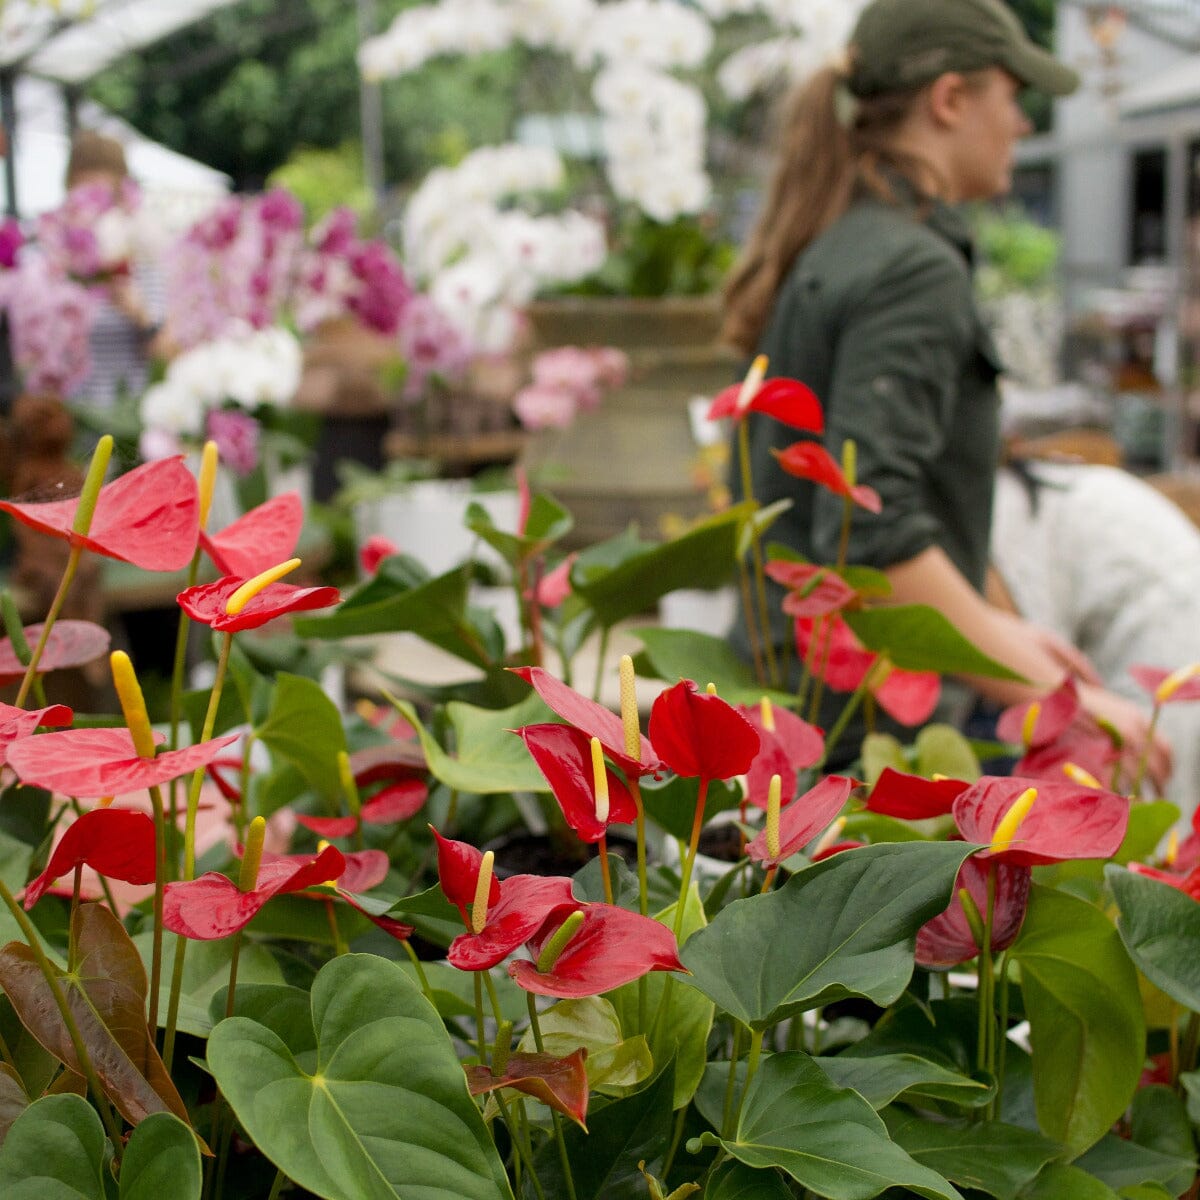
[448,874,578,972]
[295,780,428,838]
[865,767,970,821]
[509,904,685,999]
[773,441,882,513]
[952,775,1129,867]
[746,775,859,869]
[177,575,340,632]
[0,457,199,571]
[1015,729,1118,788]
[201,492,305,578]
[765,561,857,620]
[1128,861,1200,901]
[795,616,940,726]
[359,534,400,577]
[706,375,823,431]
[0,621,110,684]
[162,843,346,939]
[916,854,1032,968]
[996,677,1081,749]
[1130,663,1200,705]
[737,700,824,811]
[510,665,659,776]
[533,554,578,608]
[466,1049,589,1129]
[23,808,157,908]
[516,724,638,843]
[647,679,759,782]
[6,727,237,798]
[0,700,73,765]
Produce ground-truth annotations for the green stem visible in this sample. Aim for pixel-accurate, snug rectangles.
[325,898,348,956]
[674,778,709,941]
[1131,704,1162,798]
[730,1028,764,1136]
[526,994,578,1200]
[662,1104,688,1180]
[813,678,870,771]
[630,777,649,1030]
[224,933,244,1020]
[402,941,435,1008]
[68,865,83,972]
[0,877,124,1156]
[591,625,611,704]
[14,544,82,708]
[995,951,1012,1121]
[266,1169,288,1200]
[738,560,766,687]
[721,1025,744,1139]
[1181,1011,1200,1082]
[146,785,168,1033]
[474,971,487,1065]
[167,549,202,867]
[977,866,998,1080]
[597,836,613,905]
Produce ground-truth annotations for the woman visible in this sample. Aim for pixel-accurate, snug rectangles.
[723,0,1171,786]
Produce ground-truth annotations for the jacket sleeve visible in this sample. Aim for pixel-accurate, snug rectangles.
[808,239,979,570]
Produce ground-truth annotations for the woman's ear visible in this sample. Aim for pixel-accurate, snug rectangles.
[925,71,970,130]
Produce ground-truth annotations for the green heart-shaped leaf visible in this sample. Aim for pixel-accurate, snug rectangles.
[255,673,348,802]
[208,953,513,1200]
[845,607,1023,679]
[813,1052,990,1110]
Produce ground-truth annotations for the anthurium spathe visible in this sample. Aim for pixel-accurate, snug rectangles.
[516,724,638,843]
[996,677,1081,749]
[431,826,501,923]
[1130,663,1200,705]
[0,620,109,684]
[448,874,578,972]
[22,808,157,908]
[773,440,883,513]
[295,780,428,838]
[952,776,1129,867]
[5,727,238,798]
[764,561,857,620]
[865,767,970,821]
[737,699,824,811]
[177,573,340,632]
[0,700,72,765]
[465,1049,589,1129]
[199,491,304,578]
[509,904,685,999]
[162,843,346,939]
[647,679,759,782]
[705,366,823,432]
[509,665,658,775]
[915,854,1032,968]
[746,775,859,869]
[1129,861,1200,901]
[0,456,200,571]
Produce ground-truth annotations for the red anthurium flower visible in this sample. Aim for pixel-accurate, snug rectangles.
[431,827,501,922]
[1129,861,1200,902]
[996,677,1081,749]
[448,874,578,972]
[517,724,638,843]
[0,457,199,571]
[23,808,157,908]
[811,838,865,862]
[916,854,1031,968]
[0,701,73,765]
[952,775,1129,867]
[737,701,824,811]
[510,904,684,999]
[533,554,578,609]
[201,492,304,578]
[706,376,823,431]
[0,620,110,685]
[746,775,859,868]
[349,738,425,782]
[162,844,346,939]
[359,534,400,577]
[773,441,882,513]
[6,727,238,799]
[1130,663,1200,705]
[295,781,428,838]
[765,561,857,620]
[1014,728,1118,788]
[647,680,759,782]
[178,575,340,633]
[509,666,658,776]
[865,767,970,820]
[795,616,940,726]
[466,1050,589,1129]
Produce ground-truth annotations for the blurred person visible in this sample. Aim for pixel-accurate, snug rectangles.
[721,0,1171,785]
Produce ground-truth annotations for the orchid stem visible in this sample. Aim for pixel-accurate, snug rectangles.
[14,544,81,708]
[527,994,577,1200]
[597,836,613,905]
[0,876,124,1157]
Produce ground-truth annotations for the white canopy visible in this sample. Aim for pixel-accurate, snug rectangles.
[1119,52,1200,115]
[1,0,242,83]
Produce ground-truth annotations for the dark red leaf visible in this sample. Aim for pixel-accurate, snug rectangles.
[746,776,859,868]
[647,680,759,781]
[0,621,110,684]
[953,775,1130,867]
[517,724,638,843]
[510,904,684,999]
[508,666,658,776]
[200,492,304,578]
[0,701,73,765]
[465,1049,589,1128]
[23,809,157,908]
[773,441,882,512]
[448,875,577,972]
[6,728,238,798]
[177,576,340,632]
[0,457,199,570]
[916,855,1031,968]
[865,768,970,820]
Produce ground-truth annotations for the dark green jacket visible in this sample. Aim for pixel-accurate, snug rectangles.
[733,188,1003,745]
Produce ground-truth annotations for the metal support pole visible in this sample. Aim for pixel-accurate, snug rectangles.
[355,0,386,209]
[1,71,17,218]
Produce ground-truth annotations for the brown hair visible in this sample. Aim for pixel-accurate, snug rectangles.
[721,65,945,356]
[65,130,128,189]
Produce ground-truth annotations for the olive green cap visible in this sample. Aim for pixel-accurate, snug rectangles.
[848,0,1080,98]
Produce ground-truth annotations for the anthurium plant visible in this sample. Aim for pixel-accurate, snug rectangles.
[0,383,1195,1200]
